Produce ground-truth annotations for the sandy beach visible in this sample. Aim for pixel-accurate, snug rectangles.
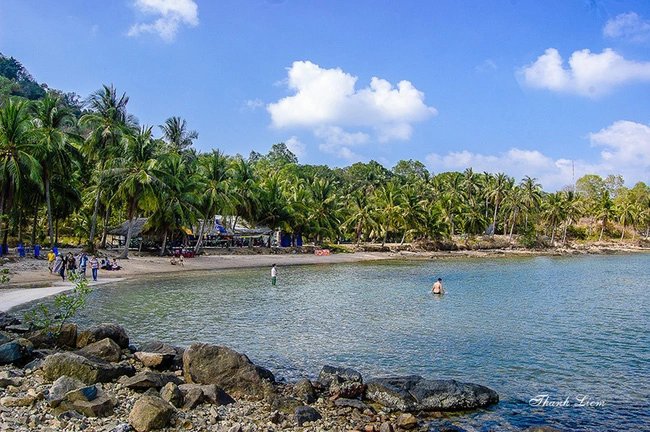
[0,249,397,311]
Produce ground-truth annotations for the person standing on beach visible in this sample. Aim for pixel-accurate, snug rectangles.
[79,253,88,279]
[430,278,445,295]
[47,250,56,273]
[271,263,277,286]
[89,255,99,281]
[58,254,67,281]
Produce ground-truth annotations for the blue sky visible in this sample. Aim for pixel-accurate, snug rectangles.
[1,0,649,191]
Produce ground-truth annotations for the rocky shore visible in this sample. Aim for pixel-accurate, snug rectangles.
[0,315,506,432]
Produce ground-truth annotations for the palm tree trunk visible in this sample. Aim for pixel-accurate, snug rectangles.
[159,229,168,257]
[599,219,605,241]
[101,206,111,248]
[31,198,39,248]
[562,220,569,245]
[118,200,136,259]
[194,219,207,254]
[45,176,55,248]
[550,225,556,244]
[492,203,499,237]
[89,186,102,252]
[620,224,625,241]
[508,208,518,241]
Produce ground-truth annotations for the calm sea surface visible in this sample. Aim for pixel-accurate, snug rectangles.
[19,253,650,431]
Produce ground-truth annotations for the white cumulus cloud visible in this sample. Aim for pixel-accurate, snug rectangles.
[316,126,369,162]
[589,120,650,182]
[128,0,199,42]
[285,136,307,161]
[267,61,436,160]
[425,121,650,191]
[604,12,650,42]
[519,47,650,96]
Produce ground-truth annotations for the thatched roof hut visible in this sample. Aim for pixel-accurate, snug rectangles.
[107,217,150,237]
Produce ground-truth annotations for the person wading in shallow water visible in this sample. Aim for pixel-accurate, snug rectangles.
[430,277,445,295]
[271,263,277,286]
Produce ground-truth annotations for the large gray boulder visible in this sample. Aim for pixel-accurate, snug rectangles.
[42,352,135,384]
[48,375,86,407]
[76,338,122,362]
[0,339,33,364]
[27,323,78,349]
[119,371,183,390]
[77,323,129,349]
[178,383,235,406]
[129,395,175,432]
[318,365,366,398]
[365,375,499,412]
[182,343,274,398]
[135,341,180,369]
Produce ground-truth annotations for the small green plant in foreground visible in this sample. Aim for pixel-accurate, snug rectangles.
[1,268,9,284]
[24,274,94,337]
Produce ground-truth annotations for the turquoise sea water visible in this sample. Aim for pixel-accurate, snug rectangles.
[19,253,650,431]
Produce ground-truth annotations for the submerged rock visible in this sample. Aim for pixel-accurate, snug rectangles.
[365,375,499,412]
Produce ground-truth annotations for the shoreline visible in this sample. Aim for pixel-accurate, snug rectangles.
[2,242,649,312]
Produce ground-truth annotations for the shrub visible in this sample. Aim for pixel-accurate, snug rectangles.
[24,274,94,336]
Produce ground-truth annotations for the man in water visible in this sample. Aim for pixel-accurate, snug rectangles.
[431,278,445,295]
[271,263,277,286]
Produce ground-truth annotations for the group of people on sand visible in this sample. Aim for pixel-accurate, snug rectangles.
[169,255,184,266]
[47,250,119,282]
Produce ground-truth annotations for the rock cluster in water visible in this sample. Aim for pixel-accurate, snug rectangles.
[0,311,500,431]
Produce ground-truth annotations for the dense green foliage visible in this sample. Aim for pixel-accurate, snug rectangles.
[0,58,649,252]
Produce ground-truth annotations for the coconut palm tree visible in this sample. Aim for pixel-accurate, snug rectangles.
[80,84,138,251]
[305,177,341,244]
[615,192,636,241]
[31,93,80,247]
[0,98,41,251]
[543,192,566,244]
[230,156,258,231]
[372,181,404,246]
[342,188,377,245]
[253,174,290,247]
[486,173,514,235]
[148,152,200,256]
[107,126,165,259]
[519,176,543,230]
[193,149,233,253]
[159,116,198,152]
[597,194,613,241]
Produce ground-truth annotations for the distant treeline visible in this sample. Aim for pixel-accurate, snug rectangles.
[0,54,648,257]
